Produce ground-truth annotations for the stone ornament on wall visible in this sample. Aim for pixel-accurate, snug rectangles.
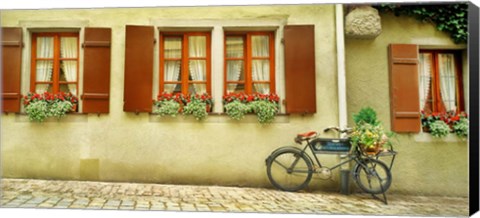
[345,6,382,39]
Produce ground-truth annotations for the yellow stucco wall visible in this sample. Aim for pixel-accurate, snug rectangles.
[1,5,342,190]
[0,5,469,197]
[345,13,468,197]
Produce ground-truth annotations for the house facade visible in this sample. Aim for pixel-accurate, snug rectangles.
[1,4,469,197]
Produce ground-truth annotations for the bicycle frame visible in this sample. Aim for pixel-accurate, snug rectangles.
[298,137,371,173]
[265,128,396,204]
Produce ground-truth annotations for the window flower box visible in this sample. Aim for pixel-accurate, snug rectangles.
[183,93,213,120]
[420,111,468,139]
[223,93,280,124]
[153,92,213,120]
[23,92,78,122]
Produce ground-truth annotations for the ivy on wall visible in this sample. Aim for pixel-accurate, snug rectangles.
[374,3,468,44]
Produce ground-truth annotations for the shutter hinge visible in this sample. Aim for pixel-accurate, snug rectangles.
[281,38,285,44]
[154,39,157,44]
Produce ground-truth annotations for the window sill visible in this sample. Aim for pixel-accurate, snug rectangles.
[149,113,290,123]
[413,132,467,143]
[13,113,88,123]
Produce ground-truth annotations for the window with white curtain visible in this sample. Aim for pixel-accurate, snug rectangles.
[224,32,275,94]
[31,32,79,96]
[418,50,464,113]
[159,32,211,95]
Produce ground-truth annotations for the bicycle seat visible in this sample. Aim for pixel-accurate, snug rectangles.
[295,131,317,144]
[297,131,317,139]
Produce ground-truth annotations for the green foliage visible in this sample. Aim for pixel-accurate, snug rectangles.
[23,92,76,122]
[429,120,451,138]
[250,100,279,124]
[224,100,251,121]
[25,101,50,122]
[223,93,280,123]
[183,99,208,121]
[421,111,468,138]
[154,99,180,117]
[49,101,73,119]
[374,3,468,44]
[453,117,468,138]
[153,92,212,121]
[352,107,380,126]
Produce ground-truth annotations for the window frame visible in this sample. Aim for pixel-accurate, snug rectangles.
[159,31,212,95]
[30,32,80,96]
[223,31,275,95]
[419,49,465,113]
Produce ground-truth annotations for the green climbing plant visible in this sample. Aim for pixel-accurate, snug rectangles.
[374,3,468,44]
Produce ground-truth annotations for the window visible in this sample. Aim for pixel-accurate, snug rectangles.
[124,24,315,114]
[418,50,464,113]
[30,32,79,96]
[224,32,275,94]
[159,32,211,95]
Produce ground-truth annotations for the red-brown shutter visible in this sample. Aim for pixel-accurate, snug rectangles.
[388,44,421,133]
[1,27,23,113]
[123,25,154,113]
[82,27,111,113]
[284,25,316,114]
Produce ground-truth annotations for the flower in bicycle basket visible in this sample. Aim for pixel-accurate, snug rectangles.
[351,123,382,148]
[351,107,394,152]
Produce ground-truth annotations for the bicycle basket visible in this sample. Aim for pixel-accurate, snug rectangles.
[310,138,351,154]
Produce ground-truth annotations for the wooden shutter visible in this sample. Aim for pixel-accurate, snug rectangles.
[388,44,421,133]
[1,27,23,113]
[82,27,111,113]
[123,25,154,113]
[284,25,316,114]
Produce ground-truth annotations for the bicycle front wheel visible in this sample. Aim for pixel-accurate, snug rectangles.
[266,149,313,192]
[353,159,392,194]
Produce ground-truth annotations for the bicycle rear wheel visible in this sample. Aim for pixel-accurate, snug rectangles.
[266,149,313,192]
[353,159,392,194]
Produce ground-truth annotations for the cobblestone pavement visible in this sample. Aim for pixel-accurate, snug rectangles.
[0,179,468,217]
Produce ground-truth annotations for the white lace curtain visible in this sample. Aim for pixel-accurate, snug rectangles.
[164,38,182,93]
[188,36,207,94]
[226,62,243,93]
[419,53,457,112]
[251,36,270,94]
[438,53,457,112]
[60,37,78,94]
[418,53,432,111]
[226,37,244,93]
[35,37,54,93]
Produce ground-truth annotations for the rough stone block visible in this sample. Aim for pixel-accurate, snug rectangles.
[345,6,382,39]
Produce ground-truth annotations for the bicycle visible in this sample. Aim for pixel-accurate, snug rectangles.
[265,127,396,203]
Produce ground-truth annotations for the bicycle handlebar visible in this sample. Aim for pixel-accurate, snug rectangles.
[323,126,353,134]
